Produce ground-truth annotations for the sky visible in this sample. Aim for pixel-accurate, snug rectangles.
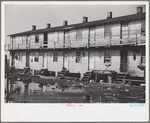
[5,3,146,46]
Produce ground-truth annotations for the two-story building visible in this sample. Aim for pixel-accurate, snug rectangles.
[6,6,145,79]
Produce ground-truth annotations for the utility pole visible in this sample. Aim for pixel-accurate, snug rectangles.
[5,55,9,103]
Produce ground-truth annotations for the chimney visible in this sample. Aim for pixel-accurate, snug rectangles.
[137,7,142,13]
[107,12,112,19]
[83,17,88,23]
[32,25,36,30]
[47,23,51,28]
[63,20,68,26]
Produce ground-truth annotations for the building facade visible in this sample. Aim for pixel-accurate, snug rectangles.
[6,7,145,78]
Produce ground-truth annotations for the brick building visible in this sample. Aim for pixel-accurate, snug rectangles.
[6,6,145,79]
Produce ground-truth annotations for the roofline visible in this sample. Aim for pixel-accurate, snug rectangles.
[8,12,145,37]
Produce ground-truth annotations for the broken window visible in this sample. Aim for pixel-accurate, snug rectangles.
[53,53,58,62]
[34,52,39,62]
[104,50,111,65]
[76,52,81,63]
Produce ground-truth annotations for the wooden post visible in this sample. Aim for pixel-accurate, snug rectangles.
[5,55,9,103]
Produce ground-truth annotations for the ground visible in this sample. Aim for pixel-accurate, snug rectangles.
[5,78,145,103]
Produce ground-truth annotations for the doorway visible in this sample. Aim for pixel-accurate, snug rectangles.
[43,52,48,68]
[11,52,15,67]
[64,31,69,47]
[63,52,69,70]
[120,50,128,72]
[89,51,95,71]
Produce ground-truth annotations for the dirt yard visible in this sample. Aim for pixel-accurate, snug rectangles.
[7,78,145,103]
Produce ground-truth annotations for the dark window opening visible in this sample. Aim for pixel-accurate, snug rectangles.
[53,53,58,62]
[141,49,145,63]
[76,52,81,63]
[34,52,39,62]
[35,35,39,43]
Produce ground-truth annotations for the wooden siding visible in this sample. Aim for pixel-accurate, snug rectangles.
[47,51,63,75]
[14,51,26,69]
[129,20,141,39]
[128,48,144,77]
[9,19,145,50]
[29,51,43,70]
[111,23,120,44]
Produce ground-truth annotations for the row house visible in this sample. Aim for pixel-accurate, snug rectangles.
[6,6,146,78]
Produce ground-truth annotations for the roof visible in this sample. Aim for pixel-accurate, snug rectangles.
[8,12,145,37]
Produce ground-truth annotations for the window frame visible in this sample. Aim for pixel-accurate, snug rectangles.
[44,32,48,42]
[76,29,82,41]
[19,52,23,62]
[76,52,81,63]
[53,52,58,62]
[35,35,39,43]
[104,50,111,65]
[34,52,39,62]
[104,25,111,38]
[141,49,145,64]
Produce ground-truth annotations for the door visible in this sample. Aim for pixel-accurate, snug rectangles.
[63,52,69,69]
[120,50,128,72]
[11,52,15,67]
[64,31,69,47]
[89,51,95,71]
[43,52,48,68]
[26,52,29,67]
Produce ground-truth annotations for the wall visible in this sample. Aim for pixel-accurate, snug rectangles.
[68,49,88,77]
[14,51,26,69]
[128,47,144,77]
[30,34,43,49]
[129,20,141,39]
[92,49,120,72]
[48,32,55,48]
[47,50,63,75]
[29,51,43,70]
[111,23,120,44]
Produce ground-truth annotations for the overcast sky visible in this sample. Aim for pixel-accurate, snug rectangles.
[5,3,146,45]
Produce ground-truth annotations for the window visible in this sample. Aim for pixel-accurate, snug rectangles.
[141,20,145,35]
[76,29,82,41]
[104,50,111,65]
[34,52,39,62]
[121,22,129,38]
[53,53,58,62]
[141,49,145,63]
[44,32,48,41]
[76,52,81,63]
[19,52,23,62]
[104,25,111,38]
[35,35,39,43]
